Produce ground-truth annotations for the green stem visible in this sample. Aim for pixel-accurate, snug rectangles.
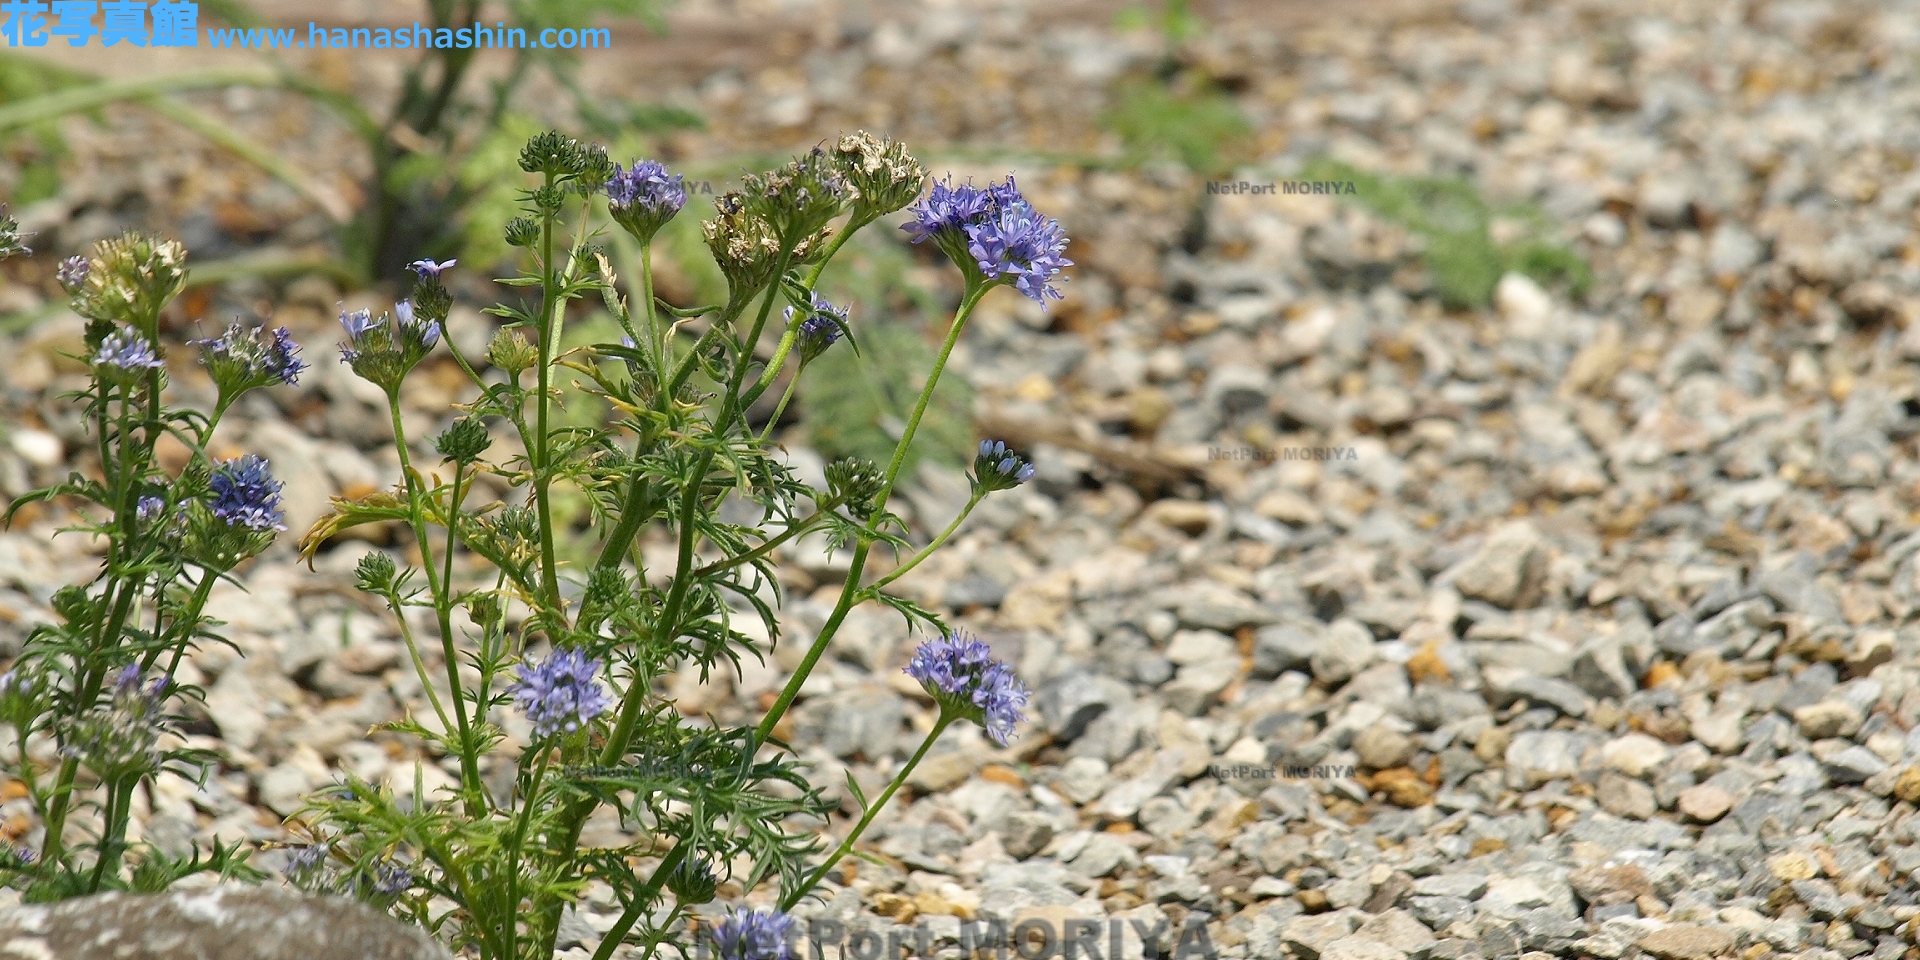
[690,511,826,578]
[436,461,484,815]
[877,285,986,500]
[594,476,654,574]
[757,370,804,445]
[504,746,551,960]
[583,843,690,960]
[384,397,458,743]
[780,717,952,911]
[87,775,134,892]
[866,494,982,594]
[533,174,562,612]
[753,284,988,747]
[148,571,218,680]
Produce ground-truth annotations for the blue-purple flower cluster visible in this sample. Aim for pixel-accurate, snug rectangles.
[94,331,164,371]
[604,160,687,243]
[708,908,799,960]
[369,860,413,896]
[195,320,306,389]
[973,439,1037,492]
[903,176,1071,304]
[786,291,850,363]
[210,455,285,532]
[57,255,89,291]
[408,258,456,280]
[904,632,1030,745]
[509,648,615,739]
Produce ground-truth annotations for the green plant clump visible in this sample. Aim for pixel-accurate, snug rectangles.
[1302,157,1594,308]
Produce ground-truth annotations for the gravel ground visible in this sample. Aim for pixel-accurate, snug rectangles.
[8,1,1920,959]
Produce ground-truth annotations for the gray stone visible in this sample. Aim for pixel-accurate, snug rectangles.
[943,574,1008,609]
[1793,700,1863,740]
[1411,874,1489,900]
[1823,746,1888,783]
[1284,911,1364,959]
[1204,365,1272,416]
[1321,938,1408,960]
[1452,522,1545,609]
[1313,619,1377,685]
[1065,832,1136,878]
[1596,771,1657,819]
[1568,638,1636,702]
[1355,723,1416,770]
[1778,662,1838,713]
[0,886,452,959]
[1355,910,1436,953]
[1053,756,1111,805]
[1035,671,1115,743]
[1490,672,1593,718]
[1707,225,1765,277]
[1505,731,1582,786]
[821,685,904,761]
[1253,624,1322,679]
[1001,811,1057,859]
[1407,896,1474,931]
[1163,658,1241,715]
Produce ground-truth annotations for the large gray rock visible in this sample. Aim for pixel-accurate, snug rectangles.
[0,885,452,959]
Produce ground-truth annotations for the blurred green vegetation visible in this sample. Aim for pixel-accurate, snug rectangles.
[1302,157,1594,308]
[0,0,691,287]
[0,56,89,206]
[799,230,973,476]
[1102,75,1251,176]
[1102,0,1251,177]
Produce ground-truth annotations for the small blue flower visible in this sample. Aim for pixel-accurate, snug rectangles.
[94,332,163,371]
[904,632,1030,745]
[407,259,456,280]
[13,847,34,867]
[606,160,687,215]
[265,326,305,384]
[901,179,995,243]
[973,439,1037,492]
[337,307,379,364]
[509,648,614,740]
[605,160,688,242]
[903,176,1071,304]
[210,455,285,532]
[195,321,306,388]
[136,496,166,523]
[283,844,325,874]
[57,256,89,291]
[369,860,412,896]
[339,307,379,339]
[785,291,849,363]
[708,908,799,960]
[395,300,440,349]
[965,198,1072,304]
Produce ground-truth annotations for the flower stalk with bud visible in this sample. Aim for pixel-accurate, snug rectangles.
[2,226,290,896]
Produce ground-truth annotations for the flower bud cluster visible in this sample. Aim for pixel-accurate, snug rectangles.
[605,160,688,244]
[195,320,306,399]
[825,457,885,520]
[830,132,928,224]
[786,291,850,364]
[66,232,189,330]
[337,292,444,393]
[58,665,171,781]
